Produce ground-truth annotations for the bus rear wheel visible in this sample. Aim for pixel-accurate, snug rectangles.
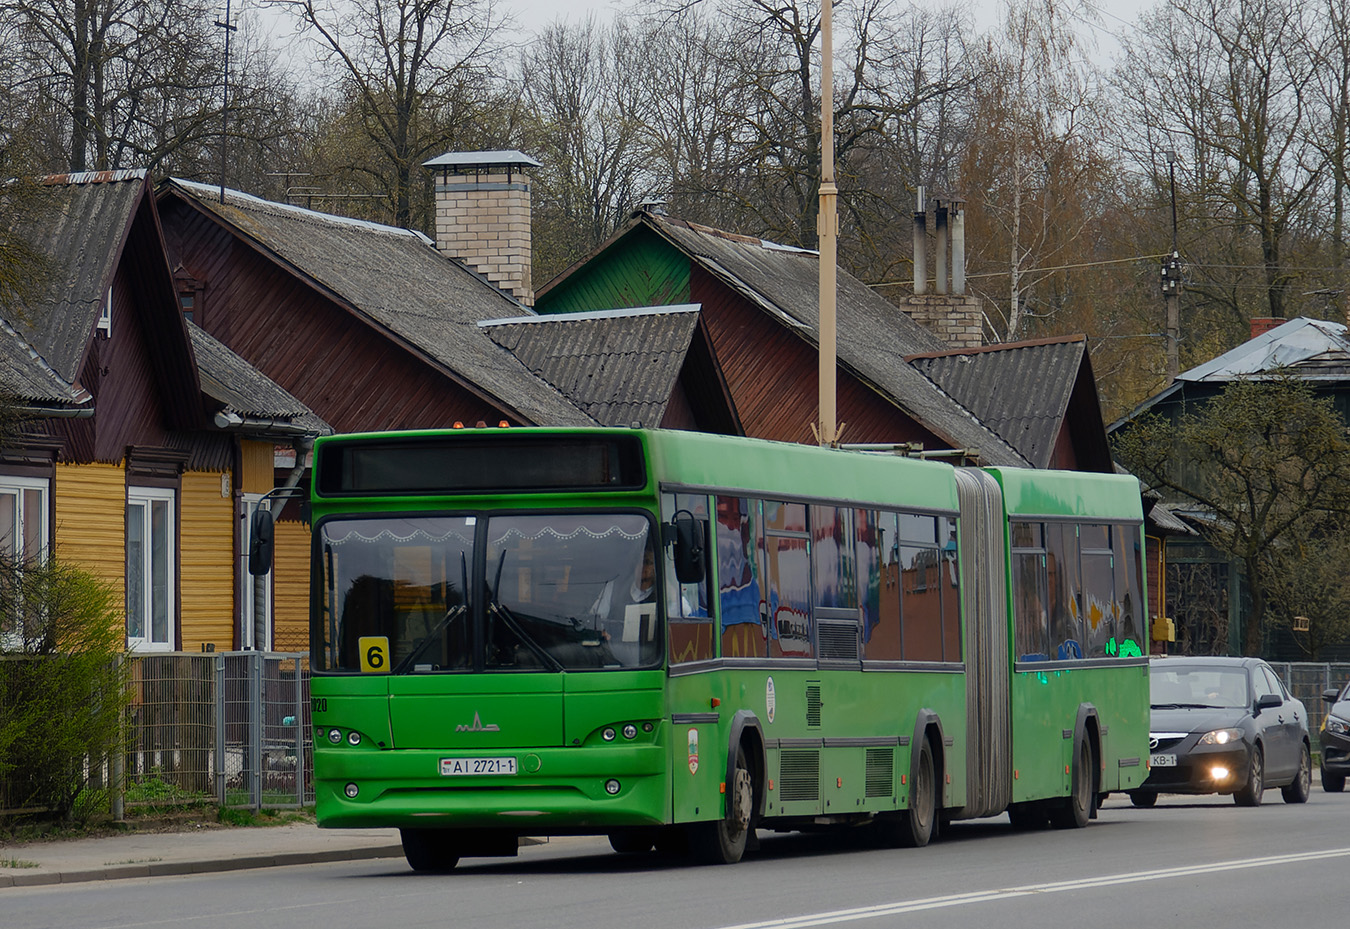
[690,743,754,864]
[1049,737,1095,829]
[400,828,461,873]
[877,738,936,848]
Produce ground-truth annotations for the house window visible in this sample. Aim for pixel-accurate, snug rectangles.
[242,494,273,650]
[127,487,175,651]
[97,288,112,337]
[0,476,50,648]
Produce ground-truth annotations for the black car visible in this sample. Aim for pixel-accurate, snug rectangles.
[1319,681,1350,792]
[1130,656,1312,807]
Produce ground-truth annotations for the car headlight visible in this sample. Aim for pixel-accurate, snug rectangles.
[1327,716,1350,736]
[1199,728,1244,746]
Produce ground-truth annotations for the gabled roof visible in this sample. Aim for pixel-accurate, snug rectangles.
[1181,317,1350,382]
[593,213,1029,465]
[188,321,330,438]
[0,318,92,412]
[908,336,1095,469]
[480,305,701,427]
[3,170,201,428]
[160,179,595,427]
[1109,317,1350,432]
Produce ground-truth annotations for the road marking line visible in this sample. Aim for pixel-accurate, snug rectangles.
[710,846,1350,929]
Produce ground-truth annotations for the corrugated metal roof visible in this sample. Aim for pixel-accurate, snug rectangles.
[166,179,595,427]
[422,150,542,170]
[909,337,1085,469]
[4,173,144,382]
[1180,317,1350,382]
[481,305,699,427]
[187,321,331,435]
[0,319,91,408]
[646,216,1029,465]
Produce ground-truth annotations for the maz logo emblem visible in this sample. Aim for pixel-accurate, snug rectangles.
[1149,737,1160,750]
[456,712,500,732]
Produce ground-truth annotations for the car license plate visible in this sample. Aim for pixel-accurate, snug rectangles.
[1150,753,1177,768]
[440,756,517,776]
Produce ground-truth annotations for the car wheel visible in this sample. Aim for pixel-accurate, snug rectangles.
[1281,743,1311,804]
[1128,790,1157,808]
[1234,744,1264,807]
[689,742,754,864]
[1323,765,1347,793]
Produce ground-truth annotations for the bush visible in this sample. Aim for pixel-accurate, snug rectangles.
[0,558,130,820]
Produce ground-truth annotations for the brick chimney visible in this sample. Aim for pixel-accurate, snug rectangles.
[1249,317,1284,340]
[903,190,983,348]
[423,150,541,305]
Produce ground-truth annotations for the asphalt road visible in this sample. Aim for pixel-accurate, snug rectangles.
[6,791,1347,929]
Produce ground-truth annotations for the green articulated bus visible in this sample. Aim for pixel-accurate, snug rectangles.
[301,427,1151,870]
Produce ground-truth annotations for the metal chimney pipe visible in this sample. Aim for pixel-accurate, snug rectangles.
[934,201,949,296]
[913,186,928,295]
[951,202,966,295]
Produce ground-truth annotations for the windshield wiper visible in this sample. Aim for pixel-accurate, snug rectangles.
[486,550,564,672]
[488,601,565,672]
[1151,702,1213,709]
[393,604,467,674]
[392,552,470,675]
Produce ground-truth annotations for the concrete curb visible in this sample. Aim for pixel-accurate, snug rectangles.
[0,843,405,887]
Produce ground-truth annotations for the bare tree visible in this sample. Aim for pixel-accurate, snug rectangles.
[1114,0,1324,330]
[520,17,651,279]
[267,0,510,228]
[1,0,227,173]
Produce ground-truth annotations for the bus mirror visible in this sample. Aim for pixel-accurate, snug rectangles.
[671,513,705,584]
[249,507,275,576]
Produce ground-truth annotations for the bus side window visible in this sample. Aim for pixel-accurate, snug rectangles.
[716,495,765,659]
[663,493,715,664]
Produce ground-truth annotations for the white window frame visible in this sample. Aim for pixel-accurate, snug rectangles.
[0,475,50,649]
[126,486,176,652]
[241,494,273,650]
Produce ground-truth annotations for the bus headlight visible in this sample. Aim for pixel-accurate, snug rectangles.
[348,731,361,746]
[605,779,621,795]
[345,782,359,798]
[328,728,342,743]
[623,724,638,740]
[602,727,616,741]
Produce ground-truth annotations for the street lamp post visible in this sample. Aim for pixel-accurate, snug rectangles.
[1162,149,1181,382]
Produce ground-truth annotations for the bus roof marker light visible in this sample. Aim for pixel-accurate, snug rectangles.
[498,420,509,427]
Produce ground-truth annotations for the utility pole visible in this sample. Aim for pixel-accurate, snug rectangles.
[215,0,237,204]
[817,0,838,447]
[1163,149,1181,382]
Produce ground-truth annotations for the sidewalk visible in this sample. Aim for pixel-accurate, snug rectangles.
[0,823,405,887]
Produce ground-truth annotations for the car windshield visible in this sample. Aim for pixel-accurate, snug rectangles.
[316,513,661,673]
[1150,665,1249,709]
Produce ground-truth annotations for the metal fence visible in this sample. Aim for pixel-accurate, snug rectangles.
[6,654,1350,819]
[123,652,313,810]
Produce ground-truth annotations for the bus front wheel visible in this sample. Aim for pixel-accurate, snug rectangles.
[400,828,461,873]
[690,743,754,864]
[1050,737,1096,829]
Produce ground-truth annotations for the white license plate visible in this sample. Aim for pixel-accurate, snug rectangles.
[440,756,517,776]
[1150,753,1177,768]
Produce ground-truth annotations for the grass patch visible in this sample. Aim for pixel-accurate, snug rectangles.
[216,807,312,828]
[1,857,39,869]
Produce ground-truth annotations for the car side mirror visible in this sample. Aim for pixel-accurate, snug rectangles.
[1255,693,1282,712]
[249,507,275,576]
[667,512,706,585]
[1324,687,1341,704]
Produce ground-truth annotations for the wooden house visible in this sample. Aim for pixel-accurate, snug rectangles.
[537,209,1116,471]
[0,171,328,653]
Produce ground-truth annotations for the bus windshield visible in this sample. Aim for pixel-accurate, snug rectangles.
[317,513,661,673]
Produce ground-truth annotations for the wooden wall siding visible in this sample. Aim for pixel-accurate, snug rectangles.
[690,267,938,447]
[538,226,690,315]
[53,461,126,599]
[241,440,273,495]
[162,201,510,432]
[272,520,310,652]
[179,470,235,651]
